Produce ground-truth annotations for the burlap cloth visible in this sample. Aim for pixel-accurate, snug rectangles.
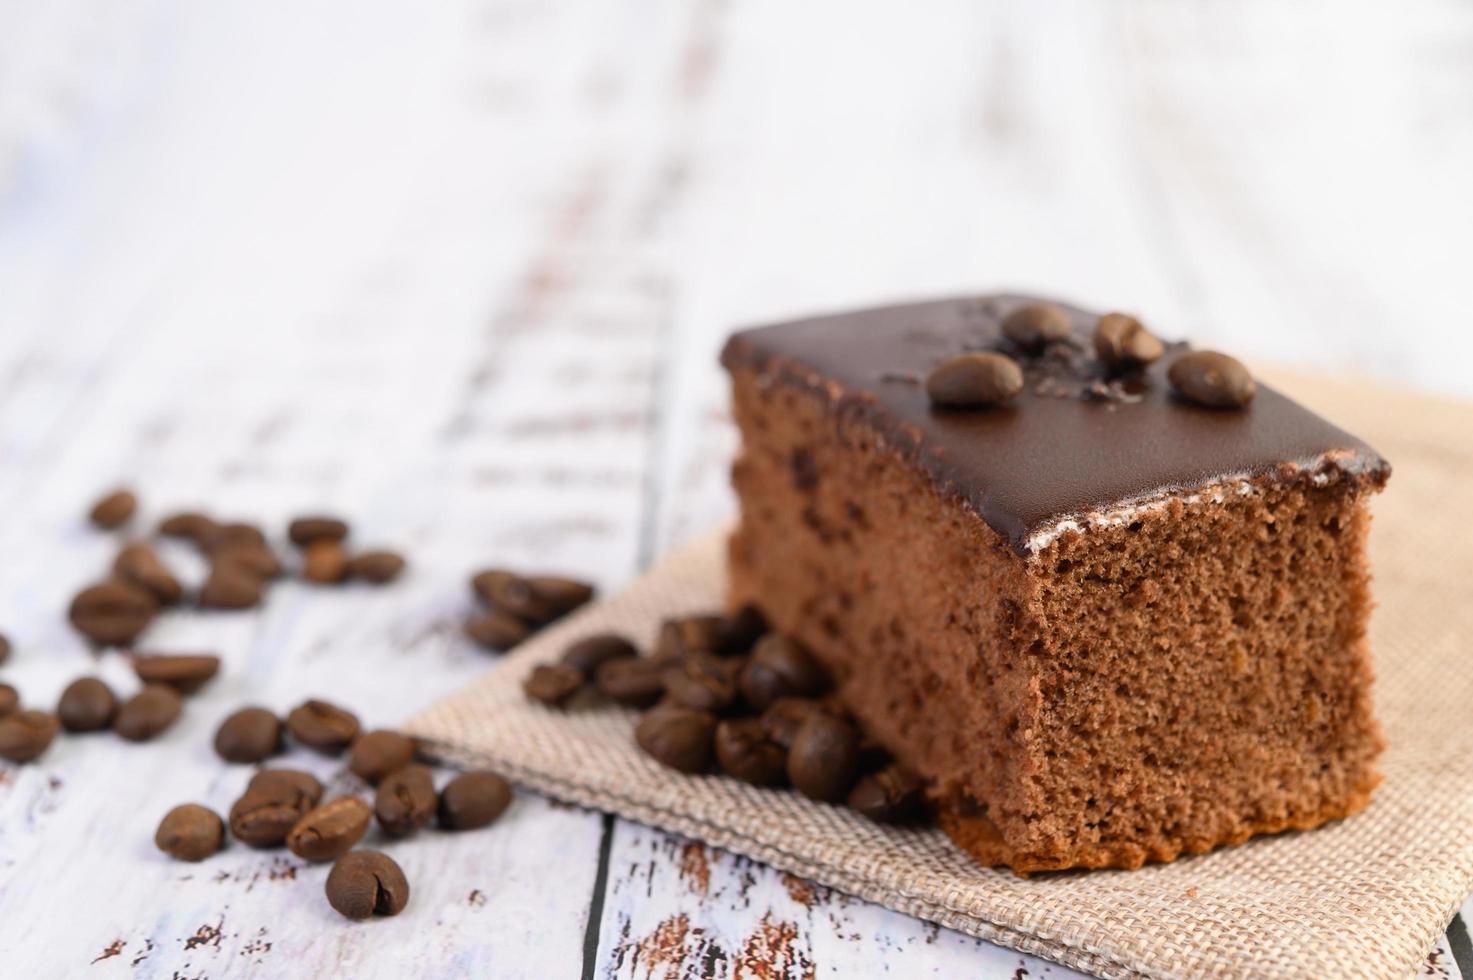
[406,371,1473,980]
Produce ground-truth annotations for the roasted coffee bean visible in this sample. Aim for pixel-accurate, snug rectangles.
[375,763,437,837]
[523,576,594,620]
[345,550,406,584]
[286,699,360,754]
[635,705,716,774]
[787,713,861,802]
[594,657,666,708]
[133,652,220,694]
[326,850,410,920]
[925,352,1024,408]
[847,764,925,823]
[301,540,348,584]
[562,634,638,675]
[349,730,417,784]
[158,511,218,545]
[287,797,372,862]
[198,562,264,609]
[523,664,585,708]
[1168,350,1255,408]
[68,581,156,646]
[464,609,532,652]
[155,804,225,861]
[114,684,183,741]
[655,615,725,660]
[57,677,118,732]
[214,707,283,763]
[739,635,828,713]
[206,522,267,552]
[1093,312,1164,369]
[438,771,513,831]
[113,542,183,605]
[1001,302,1073,350]
[0,632,9,665]
[288,516,350,547]
[231,786,311,848]
[248,768,324,808]
[213,542,283,580]
[714,718,787,786]
[759,697,829,749]
[714,604,768,656]
[471,570,593,625]
[0,683,17,717]
[0,709,59,762]
[662,652,739,713]
[89,488,137,529]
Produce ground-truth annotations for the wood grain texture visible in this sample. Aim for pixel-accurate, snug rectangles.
[0,0,1469,976]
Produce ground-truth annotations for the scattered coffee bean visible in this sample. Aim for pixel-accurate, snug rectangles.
[561,634,638,675]
[133,653,221,694]
[1001,302,1073,350]
[438,771,513,831]
[655,615,725,660]
[0,683,17,717]
[302,540,348,584]
[326,850,410,920]
[288,516,350,547]
[68,580,156,646]
[57,677,118,732]
[214,707,283,763]
[114,684,184,741]
[231,787,312,848]
[1168,350,1255,409]
[662,652,739,713]
[285,699,360,754]
[594,657,666,708]
[925,352,1024,407]
[112,542,183,605]
[787,713,861,803]
[198,562,264,609]
[471,570,593,625]
[739,635,829,713]
[375,763,437,837]
[1093,312,1164,369]
[349,730,417,784]
[760,697,829,750]
[248,768,324,808]
[714,604,768,656]
[206,522,268,552]
[287,796,372,862]
[0,709,59,762]
[155,804,225,861]
[847,764,925,823]
[635,705,716,774]
[523,663,585,708]
[212,541,283,580]
[345,550,406,584]
[714,718,787,786]
[522,576,594,620]
[89,488,137,529]
[0,632,9,665]
[465,609,532,652]
[158,511,218,545]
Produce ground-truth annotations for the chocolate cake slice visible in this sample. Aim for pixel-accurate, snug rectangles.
[721,295,1390,873]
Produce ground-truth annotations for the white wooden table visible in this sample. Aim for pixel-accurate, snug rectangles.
[1,1,1470,976]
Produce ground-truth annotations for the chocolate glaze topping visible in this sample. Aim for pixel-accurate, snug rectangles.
[721,294,1390,555]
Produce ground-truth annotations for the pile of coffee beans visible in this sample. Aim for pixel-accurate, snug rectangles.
[523,607,924,825]
[464,569,595,652]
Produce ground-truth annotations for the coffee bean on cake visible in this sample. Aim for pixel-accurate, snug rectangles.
[288,516,350,547]
[925,352,1024,407]
[738,635,828,712]
[57,677,118,732]
[285,699,360,754]
[133,653,220,694]
[345,550,406,584]
[787,713,861,803]
[847,764,925,823]
[287,797,371,862]
[438,771,512,831]
[375,764,437,837]
[88,488,137,529]
[523,664,585,708]
[214,707,283,763]
[349,730,417,784]
[326,851,410,920]
[68,581,156,646]
[635,705,716,774]
[1093,312,1164,369]
[114,685,183,741]
[1168,350,1256,408]
[1001,302,1073,351]
[0,709,59,762]
[714,718,787,786]
[113,542,183,605]
[561,634,638,675]
[155,804,225,862]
